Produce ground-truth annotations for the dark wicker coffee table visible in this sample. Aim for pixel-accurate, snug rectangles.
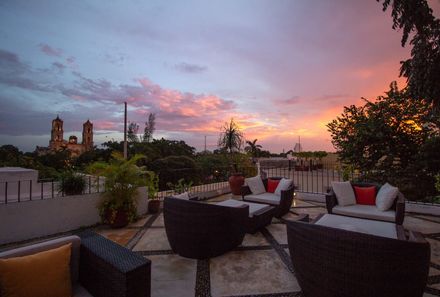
[215,199,275,233]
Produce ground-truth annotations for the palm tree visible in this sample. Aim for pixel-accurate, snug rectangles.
[244,139,262,158]
[218,118,244,172]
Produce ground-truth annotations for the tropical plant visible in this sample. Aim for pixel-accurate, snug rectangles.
[218,118,244,172]
[58,171,86,195]
[218,118,244,154]
[145,171,159,200]
[88,152,146,225]
[166,178,193,194]
[244,139,262,158]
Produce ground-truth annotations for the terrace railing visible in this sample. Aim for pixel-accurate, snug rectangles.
[260,163,354,194]
[5,162,411,204]
[0,176,105,204]
[154,162,347,198]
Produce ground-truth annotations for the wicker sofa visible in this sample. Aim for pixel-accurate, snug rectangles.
[163,196,248,259]
[326,182,405,224]
[214,199,276,233]
[286,214,430,297]
[241,177,295,218]
[0,231,151,297]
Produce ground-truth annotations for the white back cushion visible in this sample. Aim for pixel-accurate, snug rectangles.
[245,176,266,195]
[173,192,190,200]
[274,178,293,196]
[376,183,398,211]
[331,181,356,206]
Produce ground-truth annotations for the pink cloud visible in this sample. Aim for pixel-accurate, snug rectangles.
[39,43,63,57]
[94,120,119,130]
[70,95,86,101]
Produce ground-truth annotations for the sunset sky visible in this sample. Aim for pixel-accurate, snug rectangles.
[1,0,439,153]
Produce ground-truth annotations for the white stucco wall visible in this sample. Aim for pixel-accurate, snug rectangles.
[0,167,38,183]
[0,187,148,245]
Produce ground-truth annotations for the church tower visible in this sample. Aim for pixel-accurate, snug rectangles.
[49,115,64,150]
[82,120,93,151]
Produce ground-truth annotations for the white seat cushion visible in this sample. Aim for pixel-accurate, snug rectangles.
[243,193,281,205]
[333,204,395,222]
[316,214,397,239]
[274,178,293,196]
[331,181,356,206]
[216,199,272,217]
[172,192,190,200]
[376,183,399,211]
[245,176,266,195]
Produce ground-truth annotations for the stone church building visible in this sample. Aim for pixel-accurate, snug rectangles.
[36,116,93,156]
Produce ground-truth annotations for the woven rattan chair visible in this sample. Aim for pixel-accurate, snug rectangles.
[163,196,248,259]
[286,215,430,297]
[241,177,295,218]
[326,182,405,224]
[0,231,151,297]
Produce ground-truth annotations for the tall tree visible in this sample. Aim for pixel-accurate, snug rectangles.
[328,82,431,171]
[378,0,440,110]
[127,122,139,143]
[218,118,244,172]
[218,118,244,154]
[143,113,156,143]
[327,82,437,198]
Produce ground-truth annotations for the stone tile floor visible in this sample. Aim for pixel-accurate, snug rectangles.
[91,194,440,297]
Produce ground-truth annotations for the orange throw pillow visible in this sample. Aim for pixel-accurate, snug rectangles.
[0,243,72,297]
[267,179,280,193]
[354,186,376,205]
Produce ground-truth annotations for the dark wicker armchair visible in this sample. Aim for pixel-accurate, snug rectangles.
[326,182,405,225]
[163,196,248,259]
[0,231,151,297]
[286,217,430,297]
[241,177,295,218]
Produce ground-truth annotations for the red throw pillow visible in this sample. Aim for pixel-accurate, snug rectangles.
[354,186,376,205]
[267,179,280,193]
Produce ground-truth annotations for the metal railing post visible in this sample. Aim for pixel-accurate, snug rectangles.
[18,180,21,202]
[29,180,32,201]
[5,182,8,204]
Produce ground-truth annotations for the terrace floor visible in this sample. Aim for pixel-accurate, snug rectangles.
[92,193,440,297]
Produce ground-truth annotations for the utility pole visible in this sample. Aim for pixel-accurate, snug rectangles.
[123,102,128,159]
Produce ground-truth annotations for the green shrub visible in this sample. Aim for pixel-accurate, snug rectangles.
[58,171,86,195]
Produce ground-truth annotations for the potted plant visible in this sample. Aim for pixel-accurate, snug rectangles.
[58,171,86,195]
[166,178,193,194]
[218,118,245,195]
[146,171,160,213]
[88,152,146,228]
